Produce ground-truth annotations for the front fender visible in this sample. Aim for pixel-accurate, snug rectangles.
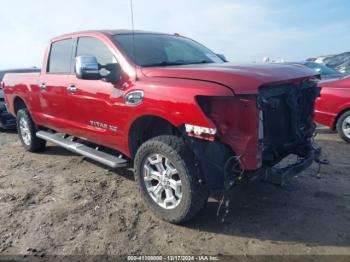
[126,77,234,130]
[122,77,234,154]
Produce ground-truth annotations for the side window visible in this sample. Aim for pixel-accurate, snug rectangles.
[76,37,116,67]
[47,38,74,74]
[76,37,119,79]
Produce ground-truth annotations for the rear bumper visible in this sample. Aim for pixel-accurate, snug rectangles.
[257,148,320,185]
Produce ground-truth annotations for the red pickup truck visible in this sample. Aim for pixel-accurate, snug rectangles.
[3,30,320,223]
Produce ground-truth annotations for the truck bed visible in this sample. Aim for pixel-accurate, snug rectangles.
[3,72,40,116]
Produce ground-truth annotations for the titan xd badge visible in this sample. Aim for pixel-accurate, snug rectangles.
[89,120,117,132]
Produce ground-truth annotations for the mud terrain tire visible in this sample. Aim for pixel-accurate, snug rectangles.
[134,135,208,224]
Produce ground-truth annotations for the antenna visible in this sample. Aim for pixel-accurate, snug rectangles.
[130,0,138,80]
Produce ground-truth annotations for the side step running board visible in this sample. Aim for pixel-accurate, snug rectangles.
[36,131,128,168]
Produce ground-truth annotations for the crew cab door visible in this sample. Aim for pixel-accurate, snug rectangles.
[65,36,126,149]
[38,38,75,131]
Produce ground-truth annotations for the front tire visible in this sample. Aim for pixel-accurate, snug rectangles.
[336,110,350,143]
[134,135,209,224]
[16,109,46,152]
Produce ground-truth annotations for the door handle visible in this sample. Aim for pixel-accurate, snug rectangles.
[39,83,46,90]
[67,85,78,93]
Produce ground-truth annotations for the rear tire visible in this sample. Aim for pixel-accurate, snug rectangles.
[134,135,209,224]
[336,110,350,143]
[16,109,46,152]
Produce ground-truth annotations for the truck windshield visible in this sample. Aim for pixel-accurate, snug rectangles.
[113,33,224,67]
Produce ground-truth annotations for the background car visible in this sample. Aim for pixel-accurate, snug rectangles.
[315,76,350,143]
[0,68,40,131]
[284,61,343,80]
[309,51,350,76]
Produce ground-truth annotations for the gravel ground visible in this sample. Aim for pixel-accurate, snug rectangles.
[0,129,349,258]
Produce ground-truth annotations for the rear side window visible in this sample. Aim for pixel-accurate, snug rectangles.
[47,38,74,74]
[76,37,115,66]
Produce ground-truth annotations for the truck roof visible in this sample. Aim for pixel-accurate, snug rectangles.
[51,29,168,42]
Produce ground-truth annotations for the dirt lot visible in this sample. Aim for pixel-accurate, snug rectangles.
[0,129,349,258]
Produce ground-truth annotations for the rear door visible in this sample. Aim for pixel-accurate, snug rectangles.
[38,38,75,132]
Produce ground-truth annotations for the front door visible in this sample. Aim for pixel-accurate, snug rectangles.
[65,36,126,149]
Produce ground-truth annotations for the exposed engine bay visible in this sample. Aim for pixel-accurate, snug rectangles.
[258,80,320,166]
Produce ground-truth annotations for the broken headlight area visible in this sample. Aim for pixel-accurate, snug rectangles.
[192,81,321,192]
[258,80,320,166]
[196,95,261,171]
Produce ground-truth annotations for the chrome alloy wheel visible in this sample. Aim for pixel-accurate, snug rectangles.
[143,154,182,209]
[342,116,350,139]
[19,117,31,145]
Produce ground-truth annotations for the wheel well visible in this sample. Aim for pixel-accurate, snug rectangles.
[13,97,27,115]
[333,108,350,130]
[129,116,180,157]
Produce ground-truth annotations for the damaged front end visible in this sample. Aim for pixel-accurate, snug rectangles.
[189,79,321,193]
[258,80,320,166]
[255,80,321,185]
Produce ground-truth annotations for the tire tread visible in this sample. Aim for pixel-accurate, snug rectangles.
[16,109,46,152]
[134,135,208,223]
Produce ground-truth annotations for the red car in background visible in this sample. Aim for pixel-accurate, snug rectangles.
[315,76,350,143]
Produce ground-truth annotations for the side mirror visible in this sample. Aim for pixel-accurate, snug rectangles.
[102,63,121,83]
[217,54,228,62]
[75,56,101,80]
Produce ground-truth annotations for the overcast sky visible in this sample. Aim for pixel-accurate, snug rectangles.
[0,0,349,69]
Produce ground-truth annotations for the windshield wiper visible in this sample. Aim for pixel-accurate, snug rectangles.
[188,60,213,64]
[142,61,186,67]
[142,60,214,67]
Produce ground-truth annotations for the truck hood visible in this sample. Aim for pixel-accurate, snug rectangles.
[141,63,318,94]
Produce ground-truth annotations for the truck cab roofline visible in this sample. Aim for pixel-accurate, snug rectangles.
[50,29,170,42]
